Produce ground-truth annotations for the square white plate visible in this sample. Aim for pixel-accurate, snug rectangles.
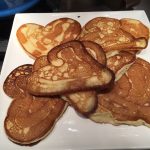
[0,10,150,150]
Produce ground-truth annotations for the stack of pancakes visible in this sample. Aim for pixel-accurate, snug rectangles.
[3,17,150,145]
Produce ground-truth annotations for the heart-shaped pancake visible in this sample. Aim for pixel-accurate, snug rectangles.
[17,18,81,58]
[32,41,107,115]
[27,40,114,96]
[4,92,67,145]
[90,58,150,127]
[79,17,148,52]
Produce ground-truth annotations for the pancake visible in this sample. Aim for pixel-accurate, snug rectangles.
[29,40,114,115]
[17,18,81,58]
[33,55,49,71]
[3,64,32,98]
[120,18,149,40]
[90,58,150,127]
[4,66,67,145]
[79,17,148,52]
[82,41,106,65]
[33,52,97,116]
[27,40,114,96]
[4,93,67,145]
[106,50,136,81]
[65,41,106,115]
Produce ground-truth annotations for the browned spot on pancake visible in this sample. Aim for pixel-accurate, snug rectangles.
[32,50,42,58]
[17,29,27,44]
[33,55,49,71]
[36,41,47,51]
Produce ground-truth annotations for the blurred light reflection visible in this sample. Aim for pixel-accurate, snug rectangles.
[68,128,79,133]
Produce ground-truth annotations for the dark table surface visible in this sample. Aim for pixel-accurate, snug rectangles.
[0,0,150,70]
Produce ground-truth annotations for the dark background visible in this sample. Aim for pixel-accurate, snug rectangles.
[0,0,150,70]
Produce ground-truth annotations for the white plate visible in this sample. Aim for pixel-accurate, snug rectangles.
[0,10,150,150]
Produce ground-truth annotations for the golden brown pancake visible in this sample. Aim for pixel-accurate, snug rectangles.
[65,91,97,115]
[17,18,81,59]
[106,50,136,81]
[90,58,150,127]
[107,51,135,73]
[79,17,148,52]
[65,41,106,115]
[79,17,120,34]
[33,55,49,71]
[33,54,98,115]
[82,41,106,65]
[3,64,32,98]
[4,93,67,145]
[33,41,107,71]
[29,40,113,115]
[27,40,114,96]
[4,66,67,145]
[120,18,149,40]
